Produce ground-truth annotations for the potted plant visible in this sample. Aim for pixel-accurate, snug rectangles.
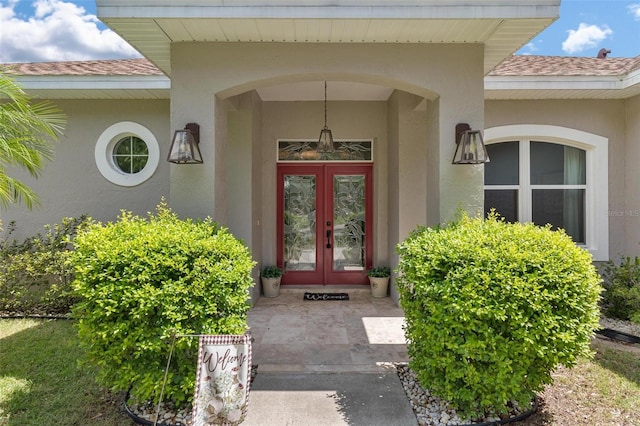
[368,266,391,298]
[261,265,283,298]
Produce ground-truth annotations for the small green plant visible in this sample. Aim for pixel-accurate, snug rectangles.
[261,265,283,278]
[367,266,391,277]
[396,212,602,420]
[71,201,255,407]
[600,255,640,323]
[0,216,87,315]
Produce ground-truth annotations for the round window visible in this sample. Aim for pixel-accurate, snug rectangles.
[113,136,149,174]
[95,122,160,187]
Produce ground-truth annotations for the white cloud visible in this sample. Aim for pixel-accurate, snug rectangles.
[629,4,640,20]
[518,42,540,55]
[562,23,613,54]
[0,0,141,63]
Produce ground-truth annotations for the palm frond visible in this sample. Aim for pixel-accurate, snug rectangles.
[0,74,66,209]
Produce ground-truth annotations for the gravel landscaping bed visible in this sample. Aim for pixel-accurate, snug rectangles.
[397,364,537,426]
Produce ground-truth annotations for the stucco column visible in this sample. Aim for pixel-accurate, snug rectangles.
[437,63,485,222]
[438,114,485,222]
[387,90,428,303]
[388,91,428,243]
[169,57,221,219]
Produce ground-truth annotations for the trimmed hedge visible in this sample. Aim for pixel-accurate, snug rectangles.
[396,213,601,419]
[71,202,255,406]
[600,255,640,324]
[0,217,85,315]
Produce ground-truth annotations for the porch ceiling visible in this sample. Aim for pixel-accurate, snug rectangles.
[96,1,560,76]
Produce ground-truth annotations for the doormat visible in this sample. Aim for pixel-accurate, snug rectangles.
[303,292,349,301]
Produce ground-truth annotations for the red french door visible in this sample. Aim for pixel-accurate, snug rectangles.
[277,163,373,285]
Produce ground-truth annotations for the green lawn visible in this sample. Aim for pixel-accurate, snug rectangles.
[0,319,128,426]
[521,339,640,425]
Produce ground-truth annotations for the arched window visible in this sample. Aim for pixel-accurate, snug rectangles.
[484,125,608,261]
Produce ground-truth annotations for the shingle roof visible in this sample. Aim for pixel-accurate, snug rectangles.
[2,58,164,76]
[489,55,640,77]
[4,55,640,79]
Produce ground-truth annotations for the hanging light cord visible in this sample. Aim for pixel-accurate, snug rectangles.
[324,80,328,129]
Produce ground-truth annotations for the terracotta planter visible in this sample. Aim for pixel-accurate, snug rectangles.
[261,277,281,298]
[369,277,389,298]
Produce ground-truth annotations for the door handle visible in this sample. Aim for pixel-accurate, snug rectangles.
[326,229,332,249]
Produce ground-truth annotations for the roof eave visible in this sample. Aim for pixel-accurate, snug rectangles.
[96,0,560,75]
[5,75,171,100]
[485,73,640,100]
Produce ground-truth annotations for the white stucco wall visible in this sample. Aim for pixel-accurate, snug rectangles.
[1,99,170,241]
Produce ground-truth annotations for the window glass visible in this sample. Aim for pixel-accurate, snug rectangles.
[484,190,518,222]
[484,141,519,185]
[532,189,585,243]
[278,140,373,161]
[113,136,149,174]
[485,140,587,244]
[483,125,608,260]
[530,142,585,185]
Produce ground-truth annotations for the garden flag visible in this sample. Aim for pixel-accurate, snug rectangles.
[192,334,252,426]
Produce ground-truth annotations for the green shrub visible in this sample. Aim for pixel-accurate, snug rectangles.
[367,266,391,277]
[71,202,255,407]
[396,213,601,419]
[261,265,282,278]
[600,256,640,323]
[0,216,86,315]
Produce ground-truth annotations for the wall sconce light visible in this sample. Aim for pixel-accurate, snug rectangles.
[317,81,336,153]
[452,123,490,164]
[167,122,203,164]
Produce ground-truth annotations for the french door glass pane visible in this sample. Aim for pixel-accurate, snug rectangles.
[531,142,585,185]
[333,175,365,271]
[484,189,518,222]
[485,142,519,185]
[532,189,585,243]
[283,175,316,271]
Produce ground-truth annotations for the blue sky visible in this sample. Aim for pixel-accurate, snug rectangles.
[519,0,640,57]
[1,0,639,63]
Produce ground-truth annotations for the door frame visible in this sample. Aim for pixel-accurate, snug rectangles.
[276,163,373,285]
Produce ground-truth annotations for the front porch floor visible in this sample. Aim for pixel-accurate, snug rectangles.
[247,286,409,373]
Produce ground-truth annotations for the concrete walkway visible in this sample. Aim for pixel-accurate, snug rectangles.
[243,287,417,425]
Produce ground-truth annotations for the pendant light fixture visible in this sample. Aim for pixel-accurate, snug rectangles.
[317,81,335,153]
